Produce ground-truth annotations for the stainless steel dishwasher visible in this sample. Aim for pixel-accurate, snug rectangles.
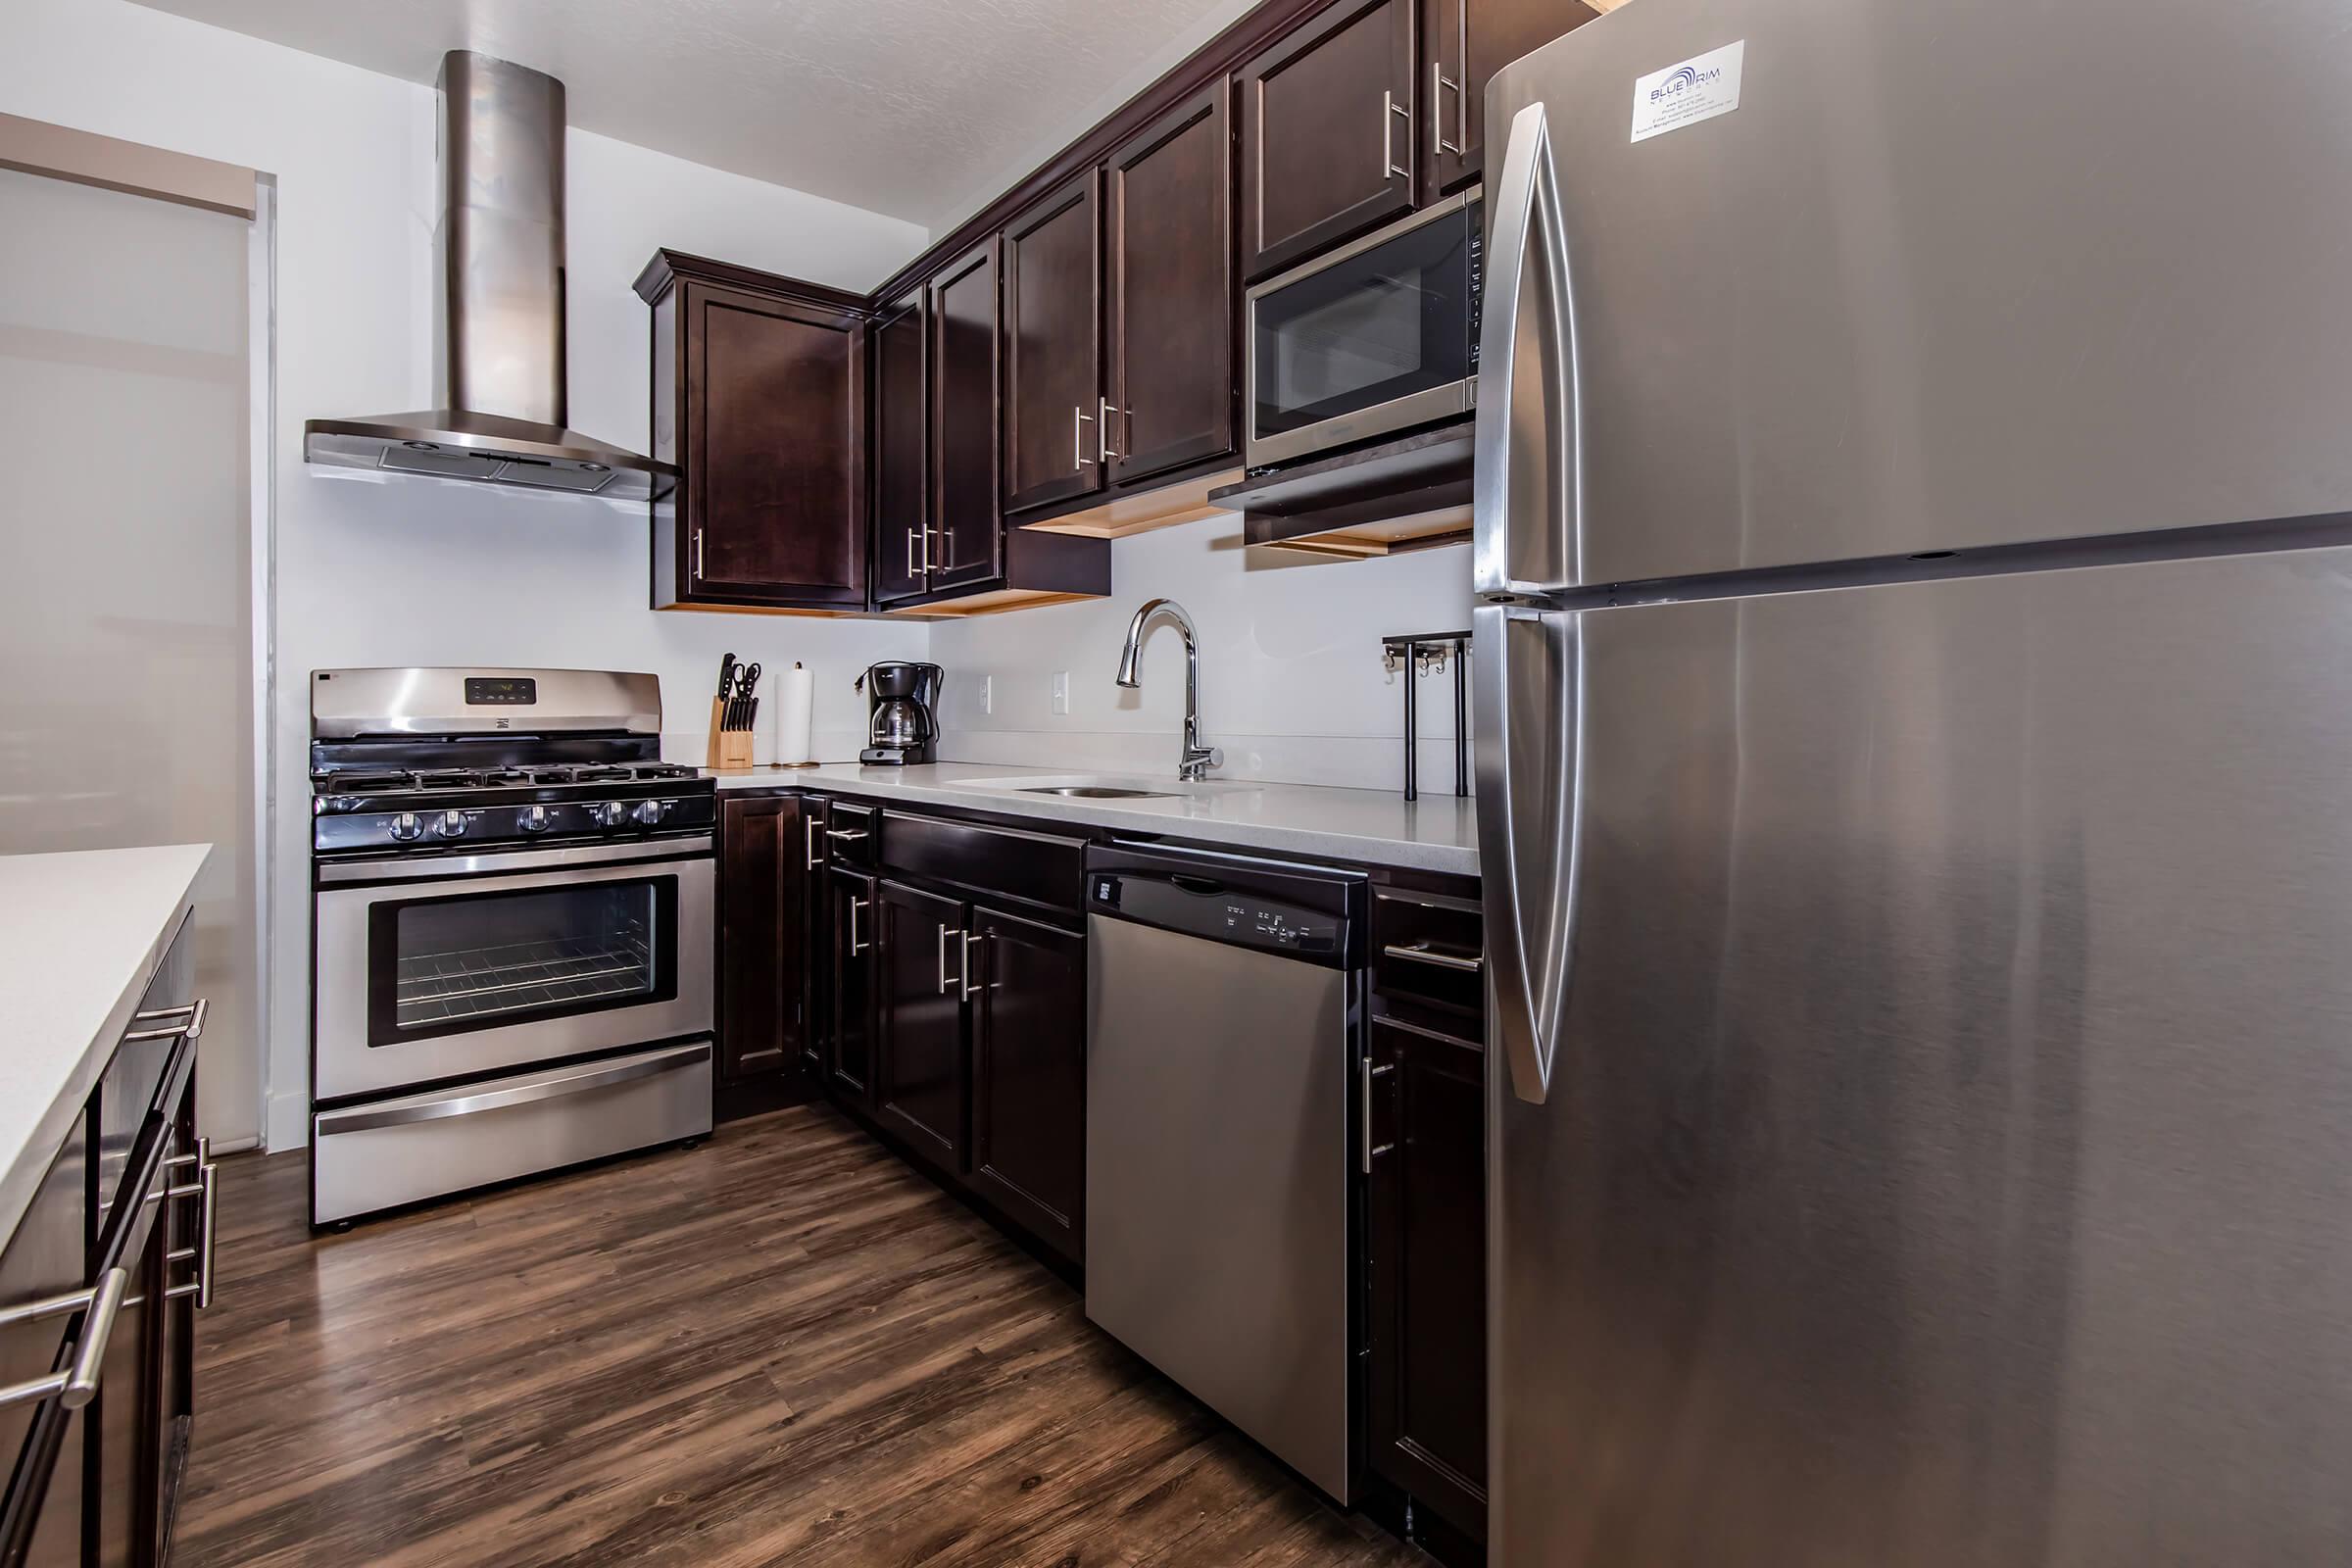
[1083,841,1366,1502]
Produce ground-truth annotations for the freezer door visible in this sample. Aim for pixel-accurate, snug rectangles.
[1481,0,2352,589]
[1494,547,2352,1563]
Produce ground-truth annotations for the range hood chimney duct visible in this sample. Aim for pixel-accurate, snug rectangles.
[304,51,671,502]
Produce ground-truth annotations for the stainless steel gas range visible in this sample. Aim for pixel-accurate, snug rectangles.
[306,667,714,1225]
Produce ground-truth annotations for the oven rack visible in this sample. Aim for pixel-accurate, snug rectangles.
[394,931,654,1026]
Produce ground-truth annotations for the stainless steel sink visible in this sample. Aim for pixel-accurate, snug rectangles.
[1018,785,1177,799]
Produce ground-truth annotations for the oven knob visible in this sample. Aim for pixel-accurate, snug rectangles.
[518,806,550,834]
[387,811,422,843]
[630,800,668,827]
[589,801,626,828]
[433,810,468,840]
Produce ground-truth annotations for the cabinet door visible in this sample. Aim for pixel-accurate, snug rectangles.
[871,289,930,605]
[1002,171,1105,514]
[1421,0,1599,199]
[874,879,968,1174]
[718,795,809,1081]
[967,907,1086,1264]
[91,1174,161,1568]
[0,1122,86,1568]
[928,240,1004,593]
[1364,1014,1488,1542]
[1106,83,1237,488]
[682,283,869,608]
[1238,0,1416,281]
[827,868,879,1104]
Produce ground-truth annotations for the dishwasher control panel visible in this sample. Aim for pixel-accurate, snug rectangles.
[1088,860,1356,964]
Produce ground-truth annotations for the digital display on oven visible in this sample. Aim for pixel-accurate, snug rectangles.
[463,677,537,706]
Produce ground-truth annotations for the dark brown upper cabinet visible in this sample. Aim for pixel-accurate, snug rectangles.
[638,252,870,611]
[870,289,929,607]
[929,238,1005,593]
[1105,82,1238,488]
[1421,0,1600,202]
[1238,0,1417,282]
[1003,172,1105,514]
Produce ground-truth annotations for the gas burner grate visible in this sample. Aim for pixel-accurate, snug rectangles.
[632,763,697,780]
[567,766,631,783]
[415,769,482,790]
[316,770,416,794]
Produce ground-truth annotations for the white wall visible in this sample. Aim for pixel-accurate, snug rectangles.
[1,0,930,1151]
[931,525,1475,792]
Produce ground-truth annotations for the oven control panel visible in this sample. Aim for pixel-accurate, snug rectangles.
[315,792,714,855]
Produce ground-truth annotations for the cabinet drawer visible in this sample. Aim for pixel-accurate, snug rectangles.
[879,810,1086,918]
[825,800,878,868]
[1370,888,1484,1021]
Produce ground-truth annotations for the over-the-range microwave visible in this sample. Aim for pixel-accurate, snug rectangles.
[1244,188,1482,469]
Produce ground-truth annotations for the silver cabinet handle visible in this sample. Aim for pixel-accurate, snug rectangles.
[1432,62,1464,155]
[1382,89,1411,178]
[1073,405,1097,471]
[825,829,869,843]
[959,930,995,1001]
[0,1267,130,1411]
[163,1155,218,1310]
[1360,1056,1396,1174]
[1098,397,1119,463]
[1382,941,1484,973]
[938,924,962,994]
[806,813,823,869]
[906,526,925,579]
[124,995,208,1043]
[692,528,706,582]
[848,897,869,956]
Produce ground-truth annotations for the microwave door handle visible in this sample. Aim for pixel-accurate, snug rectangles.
[1474,101,1578,600]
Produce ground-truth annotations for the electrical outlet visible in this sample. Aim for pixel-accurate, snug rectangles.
[981,674,993,715]
[1052,671,1069,716]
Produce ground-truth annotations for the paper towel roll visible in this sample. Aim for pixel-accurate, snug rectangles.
[774,662,814,765]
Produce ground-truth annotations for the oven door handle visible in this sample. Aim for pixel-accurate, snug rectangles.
[316,832,714,885]
[314,1043,712,1136]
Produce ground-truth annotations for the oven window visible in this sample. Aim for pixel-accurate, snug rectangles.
[1254,207,1475,440]
[367,876,677,1047]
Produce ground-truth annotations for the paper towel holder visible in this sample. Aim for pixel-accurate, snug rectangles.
[770,660,820,769]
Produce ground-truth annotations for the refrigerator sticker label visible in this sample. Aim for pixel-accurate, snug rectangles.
[1631,40,1744,142]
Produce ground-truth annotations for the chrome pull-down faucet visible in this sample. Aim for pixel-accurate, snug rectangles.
[1114,598,1222,782]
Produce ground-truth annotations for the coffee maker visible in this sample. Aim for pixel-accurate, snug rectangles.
[856,662,943,764]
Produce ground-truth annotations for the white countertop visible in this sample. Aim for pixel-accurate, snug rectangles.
[0,845,211,1242]
[709,762,1478,875]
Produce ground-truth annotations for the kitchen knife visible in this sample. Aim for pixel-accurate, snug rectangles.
[716,653,737,712]
[737,663,760,732]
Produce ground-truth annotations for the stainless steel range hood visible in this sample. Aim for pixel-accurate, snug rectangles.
[304,52,672,502]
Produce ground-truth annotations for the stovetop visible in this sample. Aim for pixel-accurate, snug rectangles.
[313,761,700,797]
[310,756,715,857]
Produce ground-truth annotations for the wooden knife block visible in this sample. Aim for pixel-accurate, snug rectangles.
[707,697,755,770]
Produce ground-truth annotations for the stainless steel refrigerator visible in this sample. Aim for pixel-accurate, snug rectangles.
[1474,1,2352,1561]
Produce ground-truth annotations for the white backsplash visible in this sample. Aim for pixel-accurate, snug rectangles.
[929,518,1476,795]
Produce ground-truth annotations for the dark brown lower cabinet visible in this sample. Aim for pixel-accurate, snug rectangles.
[717,794,815,1084]
[874,878,969,1174]
[827,867,878,1103]
[966,907,1087,1265]
[2,988,206,1568]
[1365,1012,1488,1544]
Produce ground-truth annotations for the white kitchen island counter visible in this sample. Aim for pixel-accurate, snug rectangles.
[708,763,1478,876]
[0,844,210,1241]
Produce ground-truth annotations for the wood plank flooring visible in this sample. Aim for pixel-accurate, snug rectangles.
[172,1103,1425,1567]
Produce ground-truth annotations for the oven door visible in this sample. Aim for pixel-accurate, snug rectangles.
[314,836,715,1102]
[1247,190,1481,467]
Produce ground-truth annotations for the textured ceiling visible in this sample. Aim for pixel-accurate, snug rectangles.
[129,0,1254,228]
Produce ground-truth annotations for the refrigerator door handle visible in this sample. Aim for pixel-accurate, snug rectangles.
[1473,100,1578,601]
[1474,604,1579,1104]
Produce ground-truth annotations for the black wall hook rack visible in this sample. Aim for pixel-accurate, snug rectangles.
[1382,631,1470,802]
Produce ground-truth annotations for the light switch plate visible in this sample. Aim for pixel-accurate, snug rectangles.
[1052,671,1069,716]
